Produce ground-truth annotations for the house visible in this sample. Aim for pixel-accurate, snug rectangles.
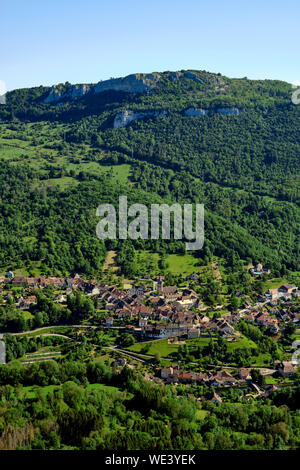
[264,288,280,300]
[187,328,200,339]
[55,294,67,303]
[12,276,28,287]
[161,366,174,379]
[139,318,148,328]
[25,295,37,305]
[142,324,192,339]
[105,317,114,327]
[106,302,117,311]
[5,271,14,278]
[176,293,199,309]
[250,264,270,276]
[238,368,252,381]
[125,325,136,332]
[162,286,179,302]
[116,308,133,319]
[209,318,235,335]
[277,361,296,377]
[87,285,100,296]
[163,366,206,384]
[207,392,222,403]
[265,385,278,397]
[278,284,297,295]
[199,314,210,324]
[227,313,241,325]
[219,321,235,336]
[18,295,37,309]
[211,370,236,386]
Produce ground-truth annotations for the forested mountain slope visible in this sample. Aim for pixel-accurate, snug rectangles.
[0,70,299,277]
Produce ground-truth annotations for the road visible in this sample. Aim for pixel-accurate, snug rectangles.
[1,324,126,337]
[104,346,149,364]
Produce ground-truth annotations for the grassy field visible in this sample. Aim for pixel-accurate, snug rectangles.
[21,382,120,399]
[195,409,209,420]
[259,278,288,291]
[127,335,256,358]
[103,250,119,272]
[64,162,131,184]
[264,376,280,385]
[127,339,181,357]
[0,261,43,277]
[251,352,272,366]
[165,253,200,275]
[86,383,121,393]
[0,126,131,186]
[226,337,257,351]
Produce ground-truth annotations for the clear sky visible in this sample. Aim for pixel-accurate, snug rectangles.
[1,0,300,91]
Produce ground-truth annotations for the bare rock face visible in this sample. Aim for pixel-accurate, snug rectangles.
[44,73,160,103]
[183,72,202,83]
[184,107,245,118]
[169,71,182,81]
[95,73,160,94]
[216,107,244,115]
[113,110,167,128]
[44,84,91,103]
[184,108,209,117]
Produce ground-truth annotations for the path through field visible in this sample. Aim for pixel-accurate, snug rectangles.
[103,250,119,272]
[212,260,222,281]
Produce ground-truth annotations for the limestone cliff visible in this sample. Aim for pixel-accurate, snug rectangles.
[44,73,160,103]
[216,107,244,115]
[184,108,209,116]
[44,84,91,103]
[113,110,167,128]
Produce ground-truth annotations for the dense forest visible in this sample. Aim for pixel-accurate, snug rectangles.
[0,360,300,450]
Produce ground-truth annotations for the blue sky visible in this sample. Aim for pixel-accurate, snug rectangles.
[1,0,300,91]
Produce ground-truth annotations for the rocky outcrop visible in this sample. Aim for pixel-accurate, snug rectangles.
[95,73,160,94]
[44,73,160,103]
[114,106,245,127]
[183,72,202,83]
[216,107,244,115]
[184,108,209,117]
[169,71,182,81]
[184,107,244,117]
[44,84,91,103]
[113,110,167,128]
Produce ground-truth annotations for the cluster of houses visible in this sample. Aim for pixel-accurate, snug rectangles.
[1,272,298,343]
[160,365,248,386]
[140,314,235,339]
[241,285,300,334]
[159,360,297,387]
[16,295,37,309]
[243,310,280,333]
[264,283,299,301]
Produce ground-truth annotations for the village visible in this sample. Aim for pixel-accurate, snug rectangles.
[0,264,299,393]
[1,267,299,339]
